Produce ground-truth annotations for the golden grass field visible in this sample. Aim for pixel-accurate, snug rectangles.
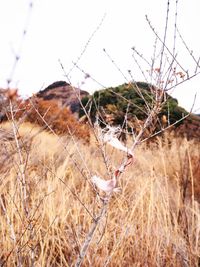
[0,122,200,266]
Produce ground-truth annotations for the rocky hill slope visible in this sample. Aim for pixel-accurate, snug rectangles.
[36,81,89,113]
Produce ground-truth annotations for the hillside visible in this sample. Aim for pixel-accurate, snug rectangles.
[36,81,89,113]
[0,83,90,142]
[176,113,200,139]
[0,81,200,141]
[80,82,200,140]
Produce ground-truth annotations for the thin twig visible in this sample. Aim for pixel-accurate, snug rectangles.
[66,13,106,78]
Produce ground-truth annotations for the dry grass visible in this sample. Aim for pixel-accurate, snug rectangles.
[0,122,200,266]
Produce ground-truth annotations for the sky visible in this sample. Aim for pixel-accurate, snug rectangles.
[0,0,200,113]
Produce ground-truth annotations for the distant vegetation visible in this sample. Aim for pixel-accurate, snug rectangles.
[80,82,188,133]
[18,99,90,142]
[0,91,90,142]
[1,83,199,141]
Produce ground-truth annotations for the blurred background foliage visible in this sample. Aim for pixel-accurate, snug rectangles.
[80,82,188,131]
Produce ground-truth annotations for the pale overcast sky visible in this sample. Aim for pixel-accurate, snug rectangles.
[0,0,199,113]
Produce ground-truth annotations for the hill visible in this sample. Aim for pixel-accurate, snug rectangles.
[80,82,200,140]
[36,81,89,113]
[1,81,199,141]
